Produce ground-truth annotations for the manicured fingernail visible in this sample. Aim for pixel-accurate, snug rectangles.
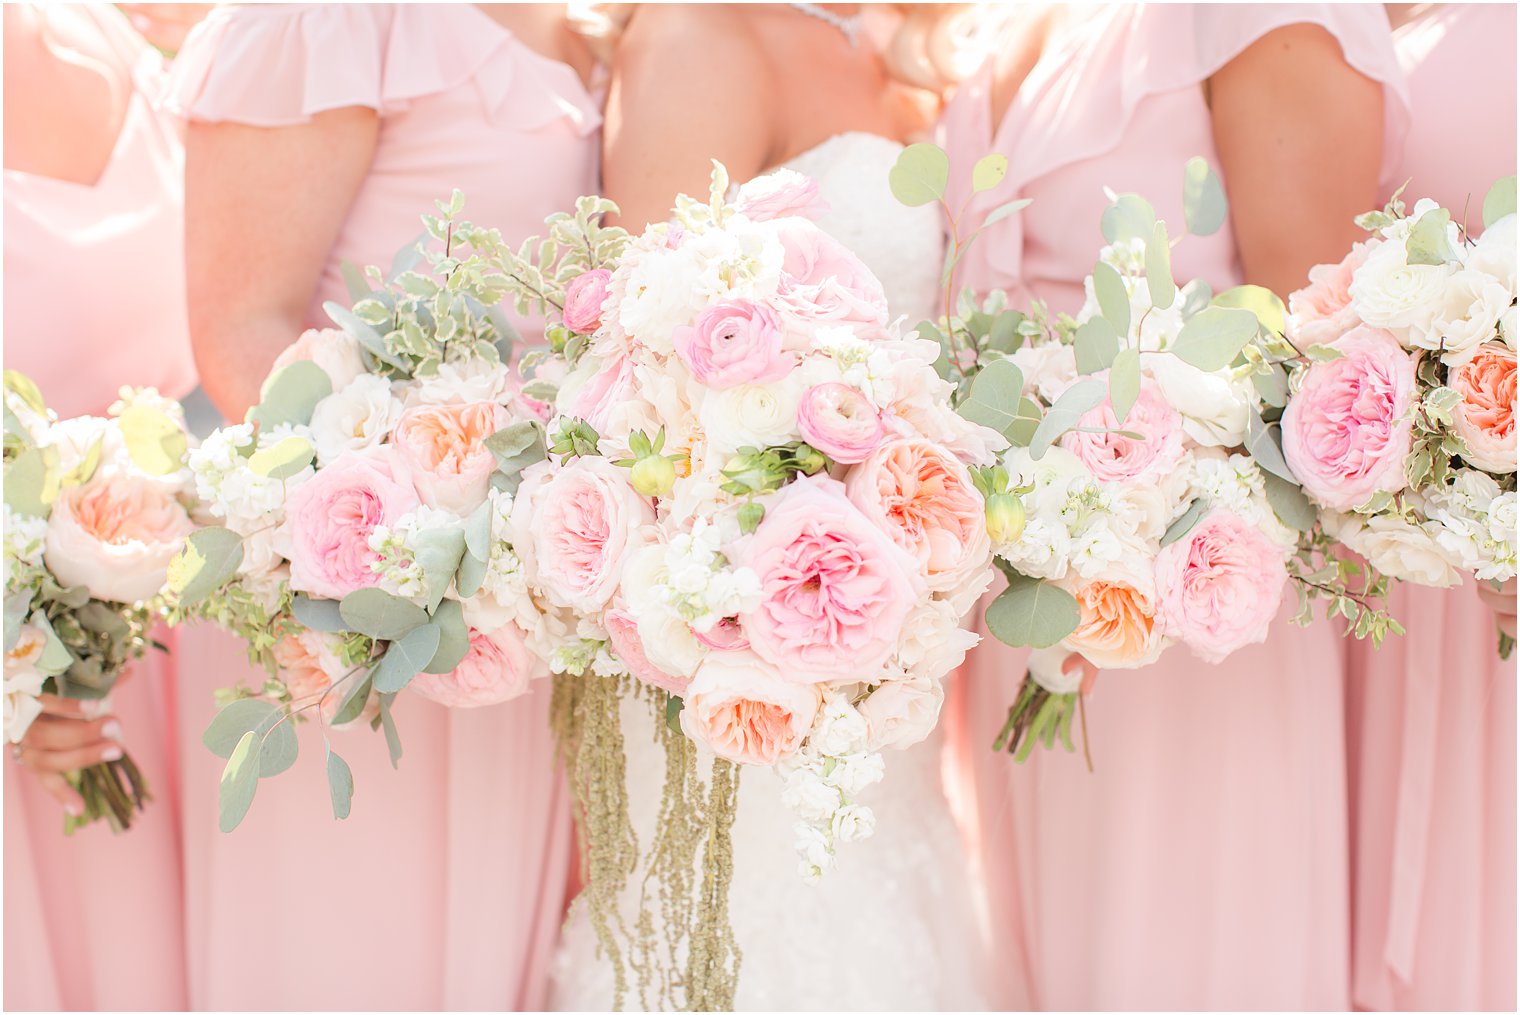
[101,720,124,742]
[65,801,82,817]
[100,744,123,762]
[81,698,112,718]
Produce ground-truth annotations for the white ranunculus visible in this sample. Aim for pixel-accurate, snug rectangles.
[1407,268,1511,366]
[1328,511,1463,587]
[1145,355,1251,447]
[1349,239,1452,337]
[399,356,515,408]
[1469,213,1517,293]
[698,377,803,455]
[895,598,979,681]
[859,675,944,751]
[309,374,402,466]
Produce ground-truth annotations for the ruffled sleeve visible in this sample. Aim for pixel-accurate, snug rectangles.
[166,3,599,136]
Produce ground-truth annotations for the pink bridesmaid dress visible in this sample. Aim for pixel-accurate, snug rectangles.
[166,5,599,1008]
[3,5,195,1009]
[1346,5,1518,1010]
[940,6,1409,1008]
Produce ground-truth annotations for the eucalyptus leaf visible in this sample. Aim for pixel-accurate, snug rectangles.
[1179,278,1213,319]
[414,527,466,613]
[338,588,429,641]
[1182,157,1228,236]
[1245,407,1299,483]
[339,259,371,304]
[3,592,28,652]
[4,444,58,517]
[1252,362,1290,408]
[423,599,470,675]
[985,573,1081,649]
[1007,398,1043,447]
[1100,193,1156,244]
[888,143,950,207]
[326,746,354,820]
[972,153,1009,193]
[1091,261,1130,337]
[1073,318,1120,374]
[982,197,1033,228]
[379,693,403,769]
[1263,472,1316,532]
[1145,220,1175,310]
[1108,348,1141,423]
[665,693,685,735]
[1214,284,1285,337]
[986,310,1026,354]
[372,623,442,694]
[1161,498,1209,547]
[1406,206,1459,266]
[201,697,298,777]
[31,611,73,676]
[331,671,374,727]
[1029,378,1106,459]
[323,302,402,369]
[484,421,545,475]
[247,436,314,480]
[956,359,1027,439]
[168,527,245,607]
[290,593,348,633]
[1482,175,1517,230]
[59,437,103,489]
[1168,306,1258,371]
[455,550,489,600]
[248,361,332,430]
[218,731,261,833]
[464,498,494,562]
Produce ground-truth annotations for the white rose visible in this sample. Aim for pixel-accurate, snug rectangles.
[895,599,979,681]
[1349,239,1452,337]
[859,676,944,751]
[1027,646,1084,694]
[271,328,366,392]
[1500,306,1518,351]
[698,378,803,455]
[1328,511,1463,587]
[309,375,403,466]
[1145,355,1250,447]
[1469,213,1517,293]
[1408,268,1511,366]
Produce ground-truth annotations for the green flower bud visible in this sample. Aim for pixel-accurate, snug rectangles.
[630,454,676,498]
[792,444,828,476]
[985,492,1026,545]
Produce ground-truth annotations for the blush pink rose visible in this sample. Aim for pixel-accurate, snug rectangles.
[737,474,924,683]
[509,457,654,612]
[1281,326,1418,511]
[679,654,821,766]
[736,168,831,222]
[271,327,366,391]
[563,269,613,334]
[391,401,510,514]
[692,616,749,652]
[844,438,991,595]
[773,218,889,338]
[673,300,791,388]
[605,608,690,695]
[568,354,636,432]
[798,383,884,463]
[1449,342,1517,474]
[1287,241,1375,348]
[1060,376,1186,484]
[45,475,193,603]
[283,446,421,600]
[408,623,539,708]
[1153,509,1287,663]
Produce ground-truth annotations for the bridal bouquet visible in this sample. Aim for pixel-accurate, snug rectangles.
[174,194,563,831]
[3,373,194,830]
[1272,178,1518,655]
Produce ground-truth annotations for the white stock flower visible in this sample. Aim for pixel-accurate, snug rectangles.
[811,694,870,756]
[829,803,876,843]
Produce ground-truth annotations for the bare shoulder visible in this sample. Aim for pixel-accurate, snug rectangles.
[616,4,773,90]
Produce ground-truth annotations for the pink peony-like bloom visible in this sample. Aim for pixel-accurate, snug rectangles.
[844,438,991,594]
[1449,342,1517,474]
[509,457,654,613]
[1281,326,1418,511]
[1153,509,1287,663]
[282,445,421,600]
[408,623,539,708]
[605,608,690,695]
[45,474,193,603]
[798,383,884,463]
[773,218,889,338]
[563,268,612,333]
[271,327,366,391]
[1060,376,1186,484]
[679,653,821,766]
[673,300,791,388]
[391,401,510,514]
[735,169,831,222]
[737,474,924,683]
[1286,241,1376,348]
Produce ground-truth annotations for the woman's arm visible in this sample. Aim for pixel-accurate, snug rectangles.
[184,109,377,419]
[1209,23,1385,297]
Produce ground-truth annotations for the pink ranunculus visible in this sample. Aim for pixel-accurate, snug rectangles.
[1286,241,1376,348]
[563,269,613,334]
[408,623,539,708]
[605,608,690,695]
[679,653,821,766]
[672,300,791,388]
[1059,376,1186,484]
[271,327,366,392]
[844,438,991,594]
[391,401,510,515]
[798,383,884,463]
[271,630,377,729]
[1153,508,1287,663]
[735,168,832,222]
[1280,326,1418,511]
[282,445,421,600]
[737,474,924,683]
[1449,342,1517,474]
[509,457,654,613]
[44,474,193,603]
[773,218,889,338]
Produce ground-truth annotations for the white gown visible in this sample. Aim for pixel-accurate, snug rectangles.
[549,133,993,1012]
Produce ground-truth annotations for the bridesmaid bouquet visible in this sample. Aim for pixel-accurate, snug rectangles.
[1271,178,1517,656]
[174,194,565,831]
[3,373,194,830]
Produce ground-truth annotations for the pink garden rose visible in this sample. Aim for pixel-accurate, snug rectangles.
[568,354,636,433]
[1286,241,1375,348]
[798,383,884,463]
[563,269,612,333]
[679,654,821,766]
[692,616,749,652]
[1449,342,1517,474]
[1281,326,1418,511]
[1153,509,1288,663]
[391,401,510,514]
[737,474,923,682]
[45,474,192,603]
[509,457,654,612]
[773,218,889,338]
[673,300,791,388]
[1060,376,1186,484]
[605,608,690,695]
[735,168,831,222]
[271,328,366,392]
[408,623,539,708]
[282,446,421,600]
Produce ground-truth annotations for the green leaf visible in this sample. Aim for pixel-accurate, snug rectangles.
[1168,306,1258,371]
[985,572,1081,649]
[1161,498,1209,547]
[248,360,332,430]
[3,592,28,652]
[1145,221,1175,310]
[1029,378,1106,459]
[339,588,429,641]
[1182,157,1228,236]
[972,153,1009,193]
[1406,206,1459,266]
[1091,261,1131,337]
[1007,397,1043,447]
[379,693,403,769]
[30,611,73,676]
[326,746,353,820]
[888,143,950,207]
[1483,175,1516,230]
[372,623,442,694]
[119,404,188,476]
[665,693,685,735]
[1245,406,1298,483]
[1100,193,1156,244]
[1108,348,1141,423]
[3,444,58,517]
[3,370,46,415]
[201,697,298,778]
[331,671,374,727]
[290,593,348,633]
[339,259,371,304]
[986,310,1026,355]
[167,527,245,607]
[1073,318,1120,374]
[247,436,314,480]
[982,197,1033,228]
[1214,284,1285,337]
[322,302,402,370]
[485,421,546,476]
[58,436,103,489]
[1263,472,1316,532]
[414,527,466,613]
[1251,362,1290,409]
[957,358,1027,439]
[218,730,261,833]
[422,598,470,675]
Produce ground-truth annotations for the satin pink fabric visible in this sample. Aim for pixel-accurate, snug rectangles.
[2,7,191,1009]
[166,5,595,1008]
[940,5,1408,1008]
[1347,6,1518,1010]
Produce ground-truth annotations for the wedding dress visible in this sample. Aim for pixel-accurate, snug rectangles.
[549,132,993,1012]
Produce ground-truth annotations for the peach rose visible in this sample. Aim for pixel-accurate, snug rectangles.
[1061,566,1164,669]
[1450,342,1517,474]
[271,328,366,392]
[45,475,192,603]
[391,401,510,514]
[271,630,375,729]
[679,653,821,766]
[408,623,539,708]
[1287,241,1375,348]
